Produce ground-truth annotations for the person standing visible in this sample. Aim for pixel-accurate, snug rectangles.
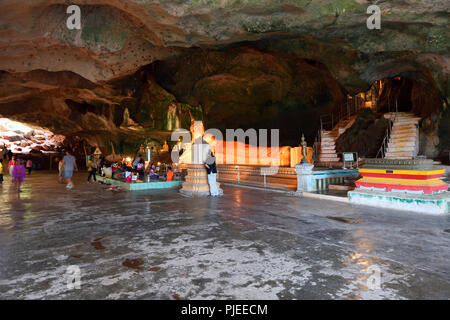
[166,166,174,181]
[132,154,142,170]
[61,150,78,189]
[58,158,64,183]
[87,155,97,183]
[136,158,145,180]
[26,159,33,175]
[12,159,26,192]
[205,151,219,196]
[99,156,106,176]
[8,155,15,176]
[0,160,3,184]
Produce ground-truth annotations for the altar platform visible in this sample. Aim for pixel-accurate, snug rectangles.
[96,176,183,191]
[349,159,450,214]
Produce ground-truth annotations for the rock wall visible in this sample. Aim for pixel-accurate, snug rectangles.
[0,0,448,159]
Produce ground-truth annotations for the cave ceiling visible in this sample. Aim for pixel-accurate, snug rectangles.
[0,0,448,152]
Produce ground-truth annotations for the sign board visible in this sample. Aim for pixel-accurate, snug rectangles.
[94,147,102,155]
[343,153,354,162]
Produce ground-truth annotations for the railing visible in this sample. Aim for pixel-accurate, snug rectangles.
[376,100,398,158]
[312,95,364,162]
[320,95,365,131]
[312,129,321,162]
[216,165,297,191]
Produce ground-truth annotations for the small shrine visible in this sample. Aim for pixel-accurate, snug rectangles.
[349,158,449,214]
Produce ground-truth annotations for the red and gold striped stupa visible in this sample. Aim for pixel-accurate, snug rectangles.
[355,167,448,194]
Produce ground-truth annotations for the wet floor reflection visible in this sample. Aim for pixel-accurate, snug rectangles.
[0,172,449,299]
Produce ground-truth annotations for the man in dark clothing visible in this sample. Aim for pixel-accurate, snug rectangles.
[205,151,219,196]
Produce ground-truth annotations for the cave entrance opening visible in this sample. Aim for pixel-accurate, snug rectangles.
[0,117,65,170]
[363,76,437,115]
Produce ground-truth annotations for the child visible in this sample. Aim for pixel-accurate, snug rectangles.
[58,159,64,183]
[8,155,15,176]
[148,164,159,180]
[136,158,145,180]
[131,170,138,183]
[12,159,26,192]
[26,159,33,175]
[87,155,97,183]
[0,160,3,184]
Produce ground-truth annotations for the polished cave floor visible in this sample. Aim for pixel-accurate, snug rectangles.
[0,172,449,300]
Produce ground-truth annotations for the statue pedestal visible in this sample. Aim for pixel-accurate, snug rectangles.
[180,164,222,196]
[295,163,315,196]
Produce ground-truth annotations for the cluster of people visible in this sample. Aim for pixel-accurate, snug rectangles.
[0,144,219,196]
[0,156,27,192]
[0,146,35,192]
[103,154,175,183]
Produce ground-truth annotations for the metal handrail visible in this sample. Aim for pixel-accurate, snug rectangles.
[376,100,398,158]
[313,95,364,162]
[319,95,364,132]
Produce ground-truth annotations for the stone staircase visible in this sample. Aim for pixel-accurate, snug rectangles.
[384,112,420,159]
[319,116,356,163]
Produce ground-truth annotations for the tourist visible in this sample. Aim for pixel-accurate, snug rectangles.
[148,164,159,180]
[12,159,26,192]
[132,170,139,183]
[58,158,64,183]
[205,151,219,196]
[61,150,78,189]
[166,166,174,182]
[8,155,15,176]
[87,155,98,183]
[99,156,106,176]
[136,158,145,180]
[133,154,142,169]
[0,160,3,184]
[26,159,33,175]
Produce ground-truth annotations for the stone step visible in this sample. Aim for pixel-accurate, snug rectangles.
[385,152,414,158]
[320,153,338,157]
[388,140,416,146]
[394,116,419,119]
[384,113,416,119]
[389,136,417,145]
[385,155,413,160]
[391,127,418,132]
[390,132,417,139]
[392,126,416,130]
[393,121,417,125]
[319,157,340,162]
[391,129,417,135]
[387,146,416,153]
[321,133,338,139]
[321,154,338,158]
[395,114,419,117]
[389,138,417,143]
[321,152,338,157]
